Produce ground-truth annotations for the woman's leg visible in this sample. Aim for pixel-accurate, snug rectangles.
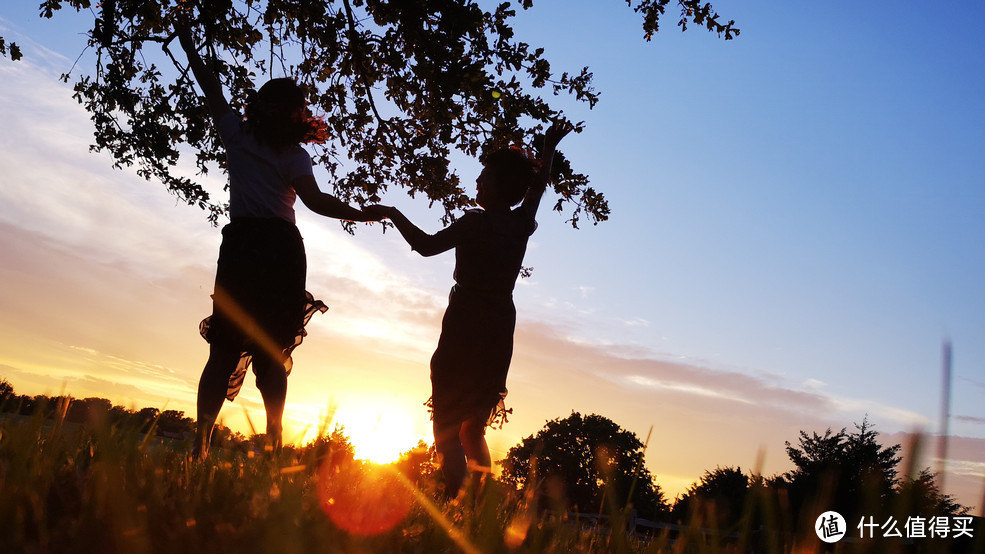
[253,351,288,452]
[194,342,241,458]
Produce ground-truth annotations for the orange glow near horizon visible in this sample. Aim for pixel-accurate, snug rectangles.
[286,400,430,464]
[341,404,429,464]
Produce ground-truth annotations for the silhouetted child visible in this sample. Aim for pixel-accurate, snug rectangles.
[367,122,571,497]
[177,24,380,457]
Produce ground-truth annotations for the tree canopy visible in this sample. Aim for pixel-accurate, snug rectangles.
[671,465,749,528]
[2,1,737,227]
[499,411,668,519]
[781,418,903,521]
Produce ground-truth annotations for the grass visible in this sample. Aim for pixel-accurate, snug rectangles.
[1,405,982,553]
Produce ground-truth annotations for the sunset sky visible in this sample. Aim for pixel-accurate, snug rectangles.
[1,2,983,510]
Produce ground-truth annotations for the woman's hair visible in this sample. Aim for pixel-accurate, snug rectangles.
[244,78,329,148]
[482,146,541,206]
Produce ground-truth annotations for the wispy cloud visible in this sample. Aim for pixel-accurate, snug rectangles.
[945,460,985,479]
[622,374,755,404]
[577,285,595,298]
[623,317,651,327]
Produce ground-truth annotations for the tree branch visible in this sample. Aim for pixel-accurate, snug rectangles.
[341,0,387,130]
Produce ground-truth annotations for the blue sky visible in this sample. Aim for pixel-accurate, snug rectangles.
[0,1,982,508]
[508,1,985,423]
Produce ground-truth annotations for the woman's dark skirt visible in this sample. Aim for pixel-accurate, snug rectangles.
[199,217,326,401]
[429,285,515,429]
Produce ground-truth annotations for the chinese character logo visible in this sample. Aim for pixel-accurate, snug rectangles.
[816,511,847,543]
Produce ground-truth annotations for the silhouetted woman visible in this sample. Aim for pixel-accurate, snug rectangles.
[177,25,379,457]
[367,122,571,497]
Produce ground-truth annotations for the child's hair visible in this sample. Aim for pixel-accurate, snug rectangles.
[244,78,329,148]
[482,146,540,206]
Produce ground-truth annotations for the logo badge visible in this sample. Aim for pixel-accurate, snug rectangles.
[816,511,847,543]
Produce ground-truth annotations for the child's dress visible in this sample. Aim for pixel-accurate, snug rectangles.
[414,207,537,429]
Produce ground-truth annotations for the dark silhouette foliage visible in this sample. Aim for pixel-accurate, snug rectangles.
[897,467,969,518]
[0,378,246,446]
[0,37,22,61]
[672,465,749,529]
[2,1,737,228]
[779,418,902,522]
[500,411,669,520]
[0,379,13,403]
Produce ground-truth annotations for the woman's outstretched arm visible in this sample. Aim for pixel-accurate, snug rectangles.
[520,120,574,220]
[176,24,231,123]
[293,175,380,222]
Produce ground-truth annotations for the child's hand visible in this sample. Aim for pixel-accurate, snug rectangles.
[544,120,574,152]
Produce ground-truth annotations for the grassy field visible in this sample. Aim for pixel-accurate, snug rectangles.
[1,405,982,553]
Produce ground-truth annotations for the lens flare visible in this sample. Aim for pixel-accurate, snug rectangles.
[317,460,413,535]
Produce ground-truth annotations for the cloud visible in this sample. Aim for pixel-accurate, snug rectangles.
[826,397,930,429]
[622,374,756,404]
[623,317,651,327]
[946,460,985,479]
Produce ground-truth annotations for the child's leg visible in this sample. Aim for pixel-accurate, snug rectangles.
[195,342,241,458]
[434,420,467,499]
[460,417,491,469]
[253,352,288,452]
[460,417,491,493]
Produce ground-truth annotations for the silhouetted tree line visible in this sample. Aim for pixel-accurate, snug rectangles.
[0,377,246,450]
[500,411,972,542]
[1,376,972,540]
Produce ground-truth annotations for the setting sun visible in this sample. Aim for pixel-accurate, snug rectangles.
[336,404,428,464]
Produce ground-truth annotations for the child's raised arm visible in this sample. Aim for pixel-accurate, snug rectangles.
[364,205,459,257]
[176,23,231,123]
[520,120,573,220]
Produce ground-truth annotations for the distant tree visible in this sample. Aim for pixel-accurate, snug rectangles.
[157,409,195,436]
[104,404,132,428]
[83,397,113,414]
[16,395,38,416]
[50,396,71,420]
[135,406,160,433]
[500,412,668,520]
[210,423,247,450]
[0,379,14,409]
[66,398,90,423]
[1,1,737,228]
[394,440,438,487]
[781,418,902,522]
[672,465,749,528]
[896,468,969,518]
[296,426,356,469]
